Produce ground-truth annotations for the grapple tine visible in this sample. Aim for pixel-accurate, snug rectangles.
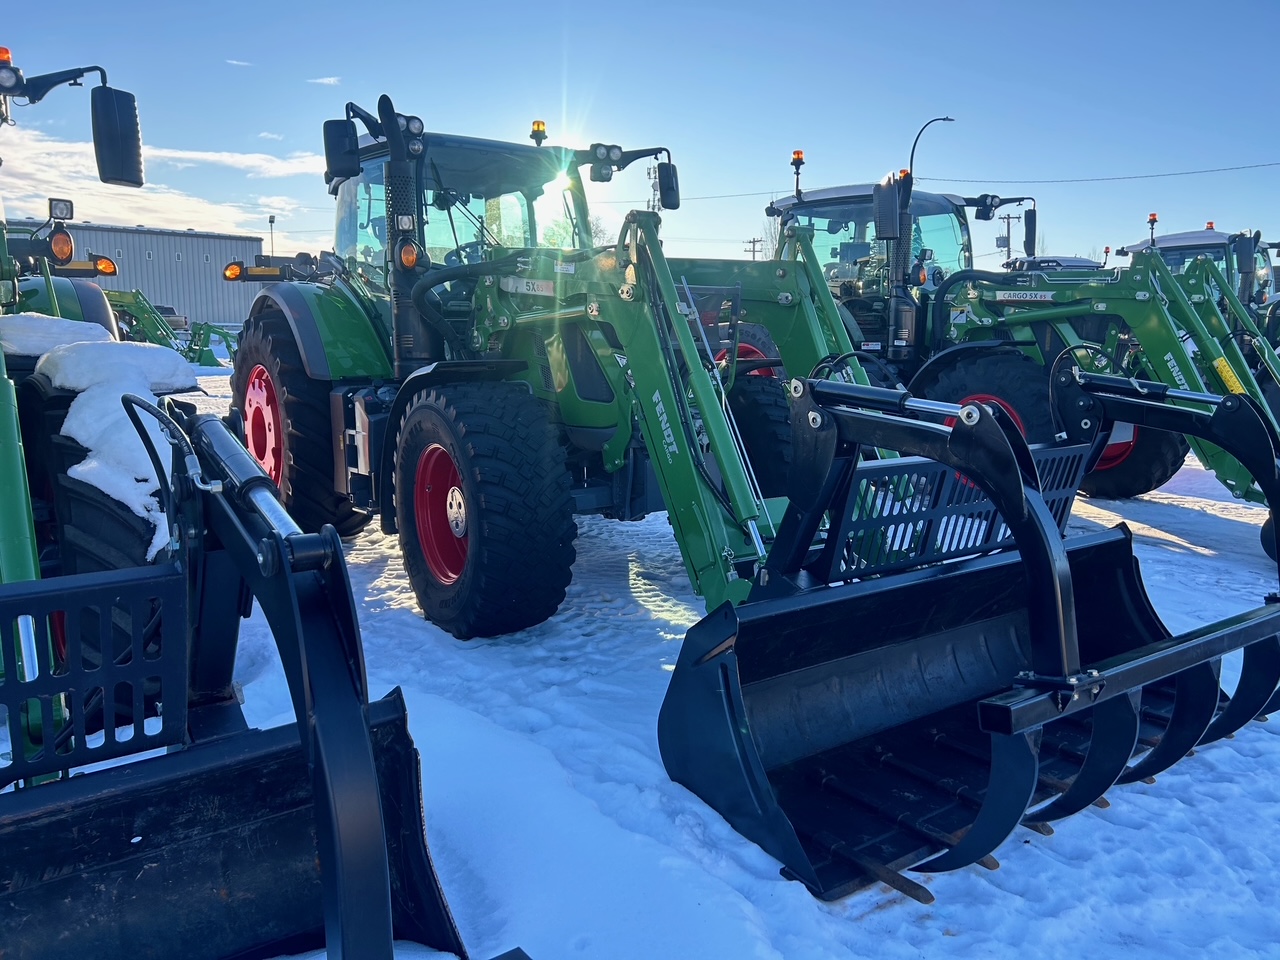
[1024,690,1140,824]
[1199,638,1280,744]
[1117,660,1220,784]
[913,731,1038,873]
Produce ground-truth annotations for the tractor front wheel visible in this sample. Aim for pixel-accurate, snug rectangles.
[230,312,370,537]
[1077,425,1188,499]
[925,352,1056,443]
[394,381,577,639]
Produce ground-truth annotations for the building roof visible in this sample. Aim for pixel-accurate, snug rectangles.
[5,219,262,243]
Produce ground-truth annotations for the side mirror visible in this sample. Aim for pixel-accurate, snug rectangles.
[657,161,680,210]
[323,119,363,180]
[1024,207,1038,257]
[872,175,900,240]
[91,86,144,188]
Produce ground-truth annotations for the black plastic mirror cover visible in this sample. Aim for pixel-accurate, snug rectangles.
[658,161,680,210]
[873,177,899,240]
[1024,208,1038,257]
[91,86,144,188]
[323,119,362,180]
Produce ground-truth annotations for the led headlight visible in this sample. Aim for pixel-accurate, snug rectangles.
[0,67,18,90]
[396,214,415,232]
[608,145,622,162]
[396,115,408,131]
[406,115,424,136]
[49,198,73,221]
[407,138,424,156]
[593,144,608,160]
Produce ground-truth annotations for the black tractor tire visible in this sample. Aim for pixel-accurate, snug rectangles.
[47,433,163,734]
[394,381,577,639]
[1261,377,1280,425]
[924,351,1056,443]
[727,373,792,498]
[229,311,370,537]
[1264,514,1277,562]
[1078,427,1188,499]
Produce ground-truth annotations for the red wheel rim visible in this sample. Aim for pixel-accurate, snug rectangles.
[947,392,1027,434]
[1094,422,1139,471]
[715,342,775,377]
[244,364,283,484]
[414,443,468,584]
[945,393,1026,488]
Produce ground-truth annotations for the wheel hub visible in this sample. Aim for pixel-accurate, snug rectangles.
[244,364,283,484]
[445,486,467,537]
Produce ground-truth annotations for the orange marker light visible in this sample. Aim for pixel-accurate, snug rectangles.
[899,169,910,179]
[792,150,804,164]
[530,120,547,146]
[398,242,418,270]
[94,256,117,276]
[1105,246,1111,254]
[1206,221,1215,230]
[48,230,73,264]
[0,48,11,66]
[223,261,243,281]
[1148,213,1158,223]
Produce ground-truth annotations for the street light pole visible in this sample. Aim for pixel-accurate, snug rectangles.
[908,116,955,175]
[268,214,276,260]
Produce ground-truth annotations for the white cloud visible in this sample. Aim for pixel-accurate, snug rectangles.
[306,77,341,86]
[146,144,324,178]
[257,131,284,141]
[226,59,252,67]
[0,128,314,249]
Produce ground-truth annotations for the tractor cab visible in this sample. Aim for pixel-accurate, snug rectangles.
[1126,225,1275,309]
[768,184,971,369]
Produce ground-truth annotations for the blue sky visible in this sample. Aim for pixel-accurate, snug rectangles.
[3,0,1277,261]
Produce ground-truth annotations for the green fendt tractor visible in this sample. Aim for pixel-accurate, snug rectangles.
[0,49,522,960]
[227,92,1280,904]
[769,168,1280,519]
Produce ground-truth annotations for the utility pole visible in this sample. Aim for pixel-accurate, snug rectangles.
[744,237,764,260]
[997,211,1020,258]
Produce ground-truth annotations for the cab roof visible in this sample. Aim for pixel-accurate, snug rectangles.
[769,183,966,214]
[356,132,578,198]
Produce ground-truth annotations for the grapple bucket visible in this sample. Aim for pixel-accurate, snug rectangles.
[659,376,1280,901]
[0,409,471,959]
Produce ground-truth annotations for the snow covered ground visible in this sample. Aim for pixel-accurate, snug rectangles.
[186,373,1280,960]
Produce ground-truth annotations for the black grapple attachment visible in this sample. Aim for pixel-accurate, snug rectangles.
[0,396,527,959]
[659,373,1280,903]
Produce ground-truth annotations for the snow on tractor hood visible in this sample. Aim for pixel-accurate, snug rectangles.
[0,313,113,356]
[35,340,198,560]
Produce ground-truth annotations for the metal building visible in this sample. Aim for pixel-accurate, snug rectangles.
[6,220,263,328]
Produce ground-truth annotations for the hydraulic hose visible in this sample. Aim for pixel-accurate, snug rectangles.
[929,269,1027,353]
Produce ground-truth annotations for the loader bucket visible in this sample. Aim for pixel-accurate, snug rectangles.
[0,691,461,960]
[659,379,1280,901]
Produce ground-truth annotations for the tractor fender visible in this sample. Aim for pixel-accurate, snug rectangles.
[378,359,529,535]
[907,341,1027,395]
[17,276,120,338]
[248,281,393,382]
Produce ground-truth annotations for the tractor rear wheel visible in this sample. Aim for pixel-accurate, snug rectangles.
[394,381,577,639]
[727,373,792,498]
[230,312,370,537]
[925,352,1056,443]
[1263,515,1277,562]
[1078,425,1188,499]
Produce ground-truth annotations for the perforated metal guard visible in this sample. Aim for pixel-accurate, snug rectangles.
[813,444,1089,583]
[0,563,188,788]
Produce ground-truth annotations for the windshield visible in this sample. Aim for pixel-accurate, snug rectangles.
[335,163,586,286]
[785,192,970,279]
[1158,243,1273,301]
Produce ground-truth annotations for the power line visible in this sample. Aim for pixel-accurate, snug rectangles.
[918,160,1280,185]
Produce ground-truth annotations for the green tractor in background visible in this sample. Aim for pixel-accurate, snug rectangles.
[769,166,1280,525]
